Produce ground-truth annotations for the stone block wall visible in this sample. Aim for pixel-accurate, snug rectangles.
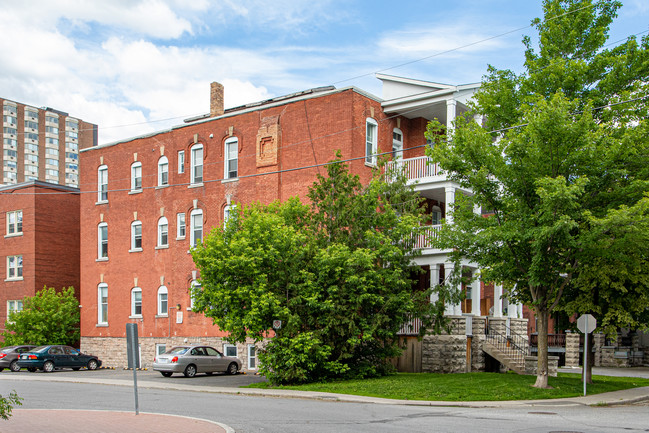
[525,356,559,377]
[81,336,260,372]
[565,332,580,368]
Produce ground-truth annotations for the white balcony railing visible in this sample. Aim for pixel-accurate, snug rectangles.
[386,156,443,182]
[413,224,442,249]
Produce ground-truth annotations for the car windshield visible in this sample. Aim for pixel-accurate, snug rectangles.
[167,347,189,355]
[33,346,50,353]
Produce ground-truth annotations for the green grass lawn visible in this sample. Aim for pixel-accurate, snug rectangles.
[245,372,649,401]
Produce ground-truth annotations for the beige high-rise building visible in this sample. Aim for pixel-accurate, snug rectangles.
[2,98,97,187]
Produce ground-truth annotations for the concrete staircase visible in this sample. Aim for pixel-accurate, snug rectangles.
[483,339,526,374]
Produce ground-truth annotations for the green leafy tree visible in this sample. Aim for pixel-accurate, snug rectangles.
[192,155,442,384]
[2,287,80,346]
[427,0,649,388]
[0,391,22,420]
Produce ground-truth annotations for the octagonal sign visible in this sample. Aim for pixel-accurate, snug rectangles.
[577,314,596,334]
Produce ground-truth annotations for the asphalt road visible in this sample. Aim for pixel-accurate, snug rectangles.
[2,368,649,432]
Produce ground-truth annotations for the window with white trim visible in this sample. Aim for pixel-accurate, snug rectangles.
[157,217,168,247]
[178,150,185,174]
[190,144,203,184]
[98,165,108,202]
[392,128,403,159]
[190,209,203,247]
[131,161,142,191]
[223,344,237,358]
[190,279,200,310]
[223,204,236,228]
[131,287,142,317]
[98,283,108,324]
[156,344,167,356]
[7,300,23,321]
[6,255,23,280]
[158,156,169,186]
[6,210,22,235]
[224,137,238,179]
[176,213,186,239]
[365,118,378,165]
[98,222,108,259]
[131,221,142,251]
[247,344,257,369]
[157,286,168,316]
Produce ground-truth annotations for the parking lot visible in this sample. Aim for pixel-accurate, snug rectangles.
[2,366,268,388]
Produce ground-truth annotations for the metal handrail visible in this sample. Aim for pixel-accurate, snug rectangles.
[485,326,530,366]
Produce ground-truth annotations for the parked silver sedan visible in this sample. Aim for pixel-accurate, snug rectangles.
[153,345,242,377]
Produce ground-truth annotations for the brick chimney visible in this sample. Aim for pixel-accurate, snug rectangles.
[210,82,224,117]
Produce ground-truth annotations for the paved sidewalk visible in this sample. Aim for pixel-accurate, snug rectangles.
[2,409,233,433]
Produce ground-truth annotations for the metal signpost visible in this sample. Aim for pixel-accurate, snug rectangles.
[126,323,140,415]
[577,314,596,396]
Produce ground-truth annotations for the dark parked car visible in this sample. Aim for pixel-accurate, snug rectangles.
[0,345,37,372]
[16,345,102,372]
[153,345,241,377]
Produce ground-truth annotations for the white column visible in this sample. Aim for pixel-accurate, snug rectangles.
[444,263,456,316]
[507,299,517,318]
[429,263,440,304]
[446,99,457,136]
[517,303,523,319]
[444,186,456,225]
[493,284,503,317]
[471,275,481,316]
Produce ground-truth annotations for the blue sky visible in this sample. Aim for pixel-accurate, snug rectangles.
[0,0,647,144]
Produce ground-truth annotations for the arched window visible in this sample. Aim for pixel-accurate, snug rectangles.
[365,118,378,165]
[157,286,168,316]
[158,156,169,186]
[190,279,201,310]
[223,204,236,228]
[224,137,238,179]
[392,128,403,159]
[157,217,169,247]
[190,143,203,184]
[97,165,108,202]
[131,287,142,317]
[97,283,108,324]
[190,209,203,247]
[131,161,142,191]
[97,222,108,259]
[131,220,142,251]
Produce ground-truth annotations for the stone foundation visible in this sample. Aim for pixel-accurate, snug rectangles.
[565,332,580,368]
[525,356,559,377]
[81,336,260,372]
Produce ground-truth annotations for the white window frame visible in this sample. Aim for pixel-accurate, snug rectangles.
[158,156,169,187]
[6,255,23,280]
[392,127,403,159]
[223,344,237,358]
[97,165,108,202]
[224,137,238,180]
[157,286,168,316]
[131,221,142,251]
[247,344,257,370]
[7,300,23,322]
[223,204,236,228]
[178,150,185,174]
[98,222,108,259]
[98,283,108,325]
[190,209,203,247]
[157,217,169,247]
[131,161,142,191]
[176,213,186,239]
[131,287,142,317]
[190,279,201,310]
[190,144,203,185]
[365,118,378,165]
[6,210,22,235]
[156,343,167,356]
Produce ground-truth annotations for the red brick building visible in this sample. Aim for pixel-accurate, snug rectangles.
[0,180,80,333]
[79,75,511,370]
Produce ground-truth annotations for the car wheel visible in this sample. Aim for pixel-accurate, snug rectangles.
[87,359,99,370]
[9,360,21,372]
[160,372,173,377]
[27,367,37,372]
[43,361,55,373]
[183,364,197,378]
[227,362,238,375]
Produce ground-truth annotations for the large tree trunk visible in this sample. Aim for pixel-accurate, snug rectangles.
[533,308,551,388]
